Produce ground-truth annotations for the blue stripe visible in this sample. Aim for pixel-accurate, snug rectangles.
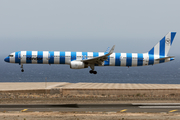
[126,53,132,66]
[71,52,76,61]
[37,51,43,64]
[148,47,154,65]
[60,52,65,64]
[15,52,20,64]
[93,52,99,57]
[104,52,110,66]
[82,52,88,60]
[159,37,165,63]
[115,53,121,66]
[93,52,99,66]
[171,32,176,45]
[148,47,154,55]
[26,51,32,63]
[49,51,54,64]
[148,55,154,65]
[170,58,175,61]
[137,53,143,66]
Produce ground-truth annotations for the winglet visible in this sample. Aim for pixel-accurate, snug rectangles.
[109,45,115,54]
[105,47,110,53]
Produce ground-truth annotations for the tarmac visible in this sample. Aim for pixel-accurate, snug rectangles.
[0,103,180,113]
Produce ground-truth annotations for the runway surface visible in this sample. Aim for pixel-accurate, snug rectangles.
[0,104,180,113]
[1,82,180,90]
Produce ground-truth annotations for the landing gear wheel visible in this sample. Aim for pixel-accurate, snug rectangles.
[21,69,24,72]
[89,70,97,74]
[89,70,93,74]
[93,71,97,74]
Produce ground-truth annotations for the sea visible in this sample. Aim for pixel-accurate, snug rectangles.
[0,56,180,84]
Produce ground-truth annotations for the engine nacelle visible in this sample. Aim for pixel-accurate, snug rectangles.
[70,61,87,69]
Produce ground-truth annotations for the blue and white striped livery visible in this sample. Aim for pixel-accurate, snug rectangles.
[4,32,176,74]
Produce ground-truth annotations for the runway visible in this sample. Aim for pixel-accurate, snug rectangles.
[0,104,180,113]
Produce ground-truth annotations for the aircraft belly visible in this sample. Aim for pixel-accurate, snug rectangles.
[120,61,126,66]
[132,61,137,66]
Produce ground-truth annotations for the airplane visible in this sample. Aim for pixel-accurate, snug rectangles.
[4,32,176,74]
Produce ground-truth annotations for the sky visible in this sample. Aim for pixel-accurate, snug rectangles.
[0,0,179,57]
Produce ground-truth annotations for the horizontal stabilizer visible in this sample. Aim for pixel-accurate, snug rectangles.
[155,56,175,61]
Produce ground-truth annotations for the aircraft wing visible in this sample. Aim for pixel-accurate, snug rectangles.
[81,45,115,65]
[155,56,175,61]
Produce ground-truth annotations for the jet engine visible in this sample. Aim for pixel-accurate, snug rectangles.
[70,61,88,69]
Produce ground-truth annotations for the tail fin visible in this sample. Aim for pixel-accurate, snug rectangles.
[148,32,176,56]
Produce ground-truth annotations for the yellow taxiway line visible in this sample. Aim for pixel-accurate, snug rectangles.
[21,109,28,112]
[120,109,127,112]
[169,110,178,113]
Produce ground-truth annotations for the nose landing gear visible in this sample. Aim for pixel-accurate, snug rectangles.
[21,64,24,72]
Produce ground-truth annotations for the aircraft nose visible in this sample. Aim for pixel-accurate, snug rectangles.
[4,57,9,62]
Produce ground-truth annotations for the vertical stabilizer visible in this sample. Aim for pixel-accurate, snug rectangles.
[148,32,176,56]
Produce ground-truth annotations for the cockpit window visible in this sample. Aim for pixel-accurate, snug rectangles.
[8,55,13,57]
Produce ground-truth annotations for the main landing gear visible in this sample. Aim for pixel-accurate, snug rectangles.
[89,70,97,74]
[89,64,97,74]
[21,64,24,72]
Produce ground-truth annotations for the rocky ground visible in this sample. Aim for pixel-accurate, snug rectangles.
[0,97,180,104]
